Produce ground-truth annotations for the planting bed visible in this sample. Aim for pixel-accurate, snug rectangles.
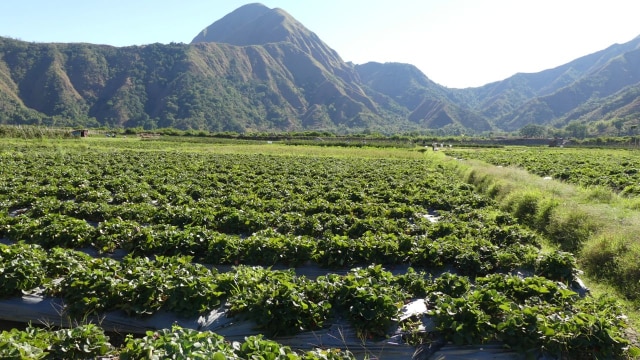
[0,141,636,359]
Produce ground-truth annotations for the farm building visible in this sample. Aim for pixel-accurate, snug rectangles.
[71,129,89,137]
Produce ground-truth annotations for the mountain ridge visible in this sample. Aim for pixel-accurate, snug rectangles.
[0,3,639,136]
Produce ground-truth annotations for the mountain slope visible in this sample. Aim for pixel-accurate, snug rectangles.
[495,44,640,130]
[0,36,390,131]
[452,36,640,131]
[356,62,493,133]
[190,2,387,130]
[0,3,639,135]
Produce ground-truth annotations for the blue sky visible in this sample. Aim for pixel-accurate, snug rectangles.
[1,0,639,88]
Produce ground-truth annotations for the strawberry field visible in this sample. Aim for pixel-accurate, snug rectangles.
[447,147,640,196]
[0,139,637,359]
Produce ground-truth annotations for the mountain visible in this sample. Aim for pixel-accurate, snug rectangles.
[0,3,402,132]
[454,36,640,133]
[191,3,388,129]
[0,3,639,136]
[355,62,493,133]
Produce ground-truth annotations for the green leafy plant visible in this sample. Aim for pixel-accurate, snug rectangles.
[0,324,114,360]
[119,325,233,360]
[323,265,408,338]
[535,251,577,283]
[0,243,47,297]
[223,267,331,336]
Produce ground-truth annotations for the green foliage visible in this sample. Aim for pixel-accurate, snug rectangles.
[0,125,76,139]
[56,255,221,317]
[239,229,315,266]
[427,272,470,298]
[318,265,409,338]
[501,190,542,228]
[0,141,638,358]
[429,291,496,345]
[235,334,300,359]
[0,146,547,275]
[545,209,598,252]
[7,213,96,248]
[223,267,331,336]
[119,326,233,360]
[0,243,47,297]
[119,325,357,360]
[0,324,113,359]
[581,233,640,300]
[428,275,633,358]
[93,218,153,253]
[518,124,547,138]
[0,323,359,360]
[535,251,577,283]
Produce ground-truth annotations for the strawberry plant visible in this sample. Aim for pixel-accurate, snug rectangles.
[223,267,331,336]
[119,325,357,359]
[239,229,315,266]
[0,243,47,297]
[93,218,153,253]
[57,255,221,317]
[0,324,114,360]
[6,213,95,248]
[535,251,577,283]
[322,265,409,338]
[429,292,496,345]
[119,325,234,359]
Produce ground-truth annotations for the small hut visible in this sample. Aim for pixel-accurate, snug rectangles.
[71,129,89,137]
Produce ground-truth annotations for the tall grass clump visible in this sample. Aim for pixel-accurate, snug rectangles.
[583,185,616,204]
[544,208,601,253]
[533,197,559,232]
[464,167,512,200]
[501,189,544,229]
[581,232,640,301]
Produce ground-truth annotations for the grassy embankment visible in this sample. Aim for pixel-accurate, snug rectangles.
[438,150,640,329]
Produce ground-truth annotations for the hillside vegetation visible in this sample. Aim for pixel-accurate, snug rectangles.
[0,3,639,135]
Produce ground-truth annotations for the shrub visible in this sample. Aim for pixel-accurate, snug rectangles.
[502,190,542,227]
[533,197,558,232]
[544,208,599,252]
[580,233,624,282]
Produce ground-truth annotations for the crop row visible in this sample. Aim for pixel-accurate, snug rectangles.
[447,147,640,195]
[1,210,562,276]
[0,242,634,358]
[1,324,357,360]
[0,151,490,223]
[0,147,553,277]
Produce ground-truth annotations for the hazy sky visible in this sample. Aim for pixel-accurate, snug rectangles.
[1,1,639,88]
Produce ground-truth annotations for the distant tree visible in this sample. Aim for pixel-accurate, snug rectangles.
[565,122,588,139]
[519,124,547,138]
[612,118,626,136]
